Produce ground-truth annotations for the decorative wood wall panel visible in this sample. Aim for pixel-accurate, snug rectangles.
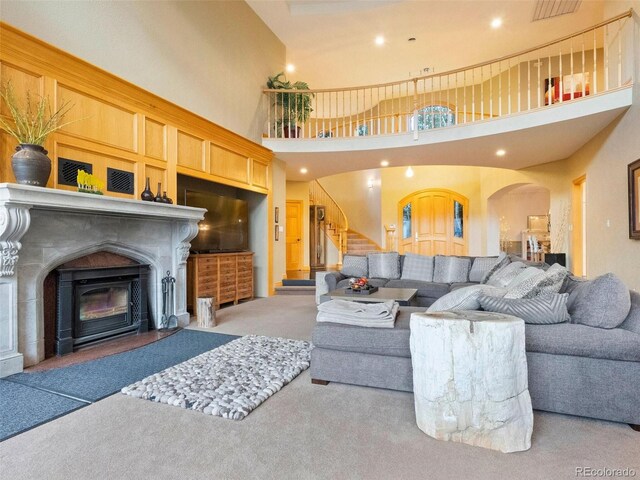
[210,144,248,183]
[177,130,206,171]
[57,84,137,152]
[252,161,268,189]
[0,63,43,116]
[144,118,166,161]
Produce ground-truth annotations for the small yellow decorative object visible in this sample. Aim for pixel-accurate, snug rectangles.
[76,170,104,195]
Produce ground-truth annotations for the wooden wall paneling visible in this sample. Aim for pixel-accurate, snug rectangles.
[143,117,167,162]
[0,62,44,114]
[177,130,205,172]
[210,143,249,184]
[0,131,16,183]
[56,84,137,153]
[252,160,268,189]
[55,143,136,198]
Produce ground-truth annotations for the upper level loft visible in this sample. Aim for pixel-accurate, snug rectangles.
[262,10,636,180]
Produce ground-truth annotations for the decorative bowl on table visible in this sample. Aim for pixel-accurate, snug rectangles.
[346,277,378,295]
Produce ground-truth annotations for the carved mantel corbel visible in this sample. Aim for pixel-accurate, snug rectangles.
[176,221,200,264]
[0,203,32,277]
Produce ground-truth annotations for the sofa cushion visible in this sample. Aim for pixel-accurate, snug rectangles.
[427,284,507,312]
[368,252,401,279]
[568,273,631,329]
[340,255,368,278]
[400,253,434,282]
[560,275,588,295]
[450,282,477,291]
[525,323,640,362]
[384,279,449,298]
[479,293,570,324]
[619,291,640,335]
[468,256,500,282]
[506,266,544,289]
[433,255,471,283]
[312,307,423,358]
[336,277,388,289]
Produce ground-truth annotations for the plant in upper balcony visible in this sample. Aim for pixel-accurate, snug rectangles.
[0,82,75,187]
[266,72,314,138]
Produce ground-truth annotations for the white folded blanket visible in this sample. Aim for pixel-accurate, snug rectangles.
[316,300,399,328]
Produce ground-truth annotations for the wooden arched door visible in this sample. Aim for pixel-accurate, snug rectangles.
[398,189,468,255]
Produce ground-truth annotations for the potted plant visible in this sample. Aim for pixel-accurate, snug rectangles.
[0,82,74,187]
[266,72,314,138]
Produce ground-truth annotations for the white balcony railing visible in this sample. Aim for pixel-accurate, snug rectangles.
[263,10,635,140]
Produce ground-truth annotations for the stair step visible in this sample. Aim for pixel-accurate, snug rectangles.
[275,285,316,296]
[282,278,316,287]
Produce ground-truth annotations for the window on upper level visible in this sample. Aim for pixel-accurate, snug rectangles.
[355,124,369,136]
[411,105,456,131]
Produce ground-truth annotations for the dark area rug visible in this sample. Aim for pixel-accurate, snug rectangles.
[1,330,238,441]
[0,380,86,441]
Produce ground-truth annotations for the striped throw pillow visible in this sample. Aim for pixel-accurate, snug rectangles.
[478,293,570,324]
[401,253,435,281]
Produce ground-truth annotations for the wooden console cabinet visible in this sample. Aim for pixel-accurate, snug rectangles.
[188,252,254,311]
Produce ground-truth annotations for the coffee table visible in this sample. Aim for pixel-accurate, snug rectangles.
[326,287,418,306]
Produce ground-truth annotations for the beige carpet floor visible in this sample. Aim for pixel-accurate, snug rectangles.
[1,296,638,480]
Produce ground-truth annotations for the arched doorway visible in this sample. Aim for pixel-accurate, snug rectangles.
[487,184,551,259]
[398,189,468,255]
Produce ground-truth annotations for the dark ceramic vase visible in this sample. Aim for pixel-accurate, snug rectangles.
[162,192,173,204]
[141,177,155,201]
[11,144,51,187]
[154,182,164,202]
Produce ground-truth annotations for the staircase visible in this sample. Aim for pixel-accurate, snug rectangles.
[346,230,381,256]
[309,180,348,265]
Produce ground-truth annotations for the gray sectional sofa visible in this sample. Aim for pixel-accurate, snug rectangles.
[312,253,640,427]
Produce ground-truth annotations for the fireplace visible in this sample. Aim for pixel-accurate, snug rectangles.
[56,265,150,355]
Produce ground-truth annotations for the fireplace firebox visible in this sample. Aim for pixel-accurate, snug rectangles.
[56,265,150,355]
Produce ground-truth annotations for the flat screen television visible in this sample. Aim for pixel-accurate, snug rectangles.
[185,190,248,253]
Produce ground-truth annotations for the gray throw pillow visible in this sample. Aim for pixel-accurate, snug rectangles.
[480,252,510,284]
[367,252,401,279]
[433,255,472,283]
[427,284,507,312]
[568,273,631,329]
[504,265,567,299]
[486,262,527,288]
[468,256,499,283]
[340,255,368,278]
[401,253,435,282]
[479,293,570,324]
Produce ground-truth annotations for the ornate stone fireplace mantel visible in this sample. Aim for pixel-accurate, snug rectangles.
[0,183,205,377]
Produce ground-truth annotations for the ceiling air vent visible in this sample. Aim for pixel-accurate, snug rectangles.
[533,0,581,22]
[107,168,135,195]
[58,158,93,186]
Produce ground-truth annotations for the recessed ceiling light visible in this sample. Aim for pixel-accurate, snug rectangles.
[300,167,308,174]
[375,35,385,46]
[408,37,416,42]
[405,166,414,178]
[496,149,506,156]
[286,63,295,73]
[380,160,389,167]
[491,17,503,29]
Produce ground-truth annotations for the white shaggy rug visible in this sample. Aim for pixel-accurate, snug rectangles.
[121,335,312,420]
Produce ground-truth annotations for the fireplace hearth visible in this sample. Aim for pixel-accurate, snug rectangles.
[56,265,150,355]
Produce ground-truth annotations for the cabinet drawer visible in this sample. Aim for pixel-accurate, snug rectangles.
[237,288,253,299]
[198,284,216,296]
[197,263,218,274]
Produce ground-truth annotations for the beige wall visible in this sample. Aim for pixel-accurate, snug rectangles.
[2,0,285,143]
[271,159,287,284]
[490,187,551,242]
[319,169,382,245]
[285,181,311,270]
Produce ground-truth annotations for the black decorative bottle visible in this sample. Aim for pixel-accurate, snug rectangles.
[154,182,164,202]
[141,177,154,201]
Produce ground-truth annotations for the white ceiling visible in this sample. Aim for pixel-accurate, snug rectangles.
[247,0,606,88]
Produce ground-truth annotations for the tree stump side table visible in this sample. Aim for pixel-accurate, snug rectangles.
[197,297,216,328]
[410,310,533,453]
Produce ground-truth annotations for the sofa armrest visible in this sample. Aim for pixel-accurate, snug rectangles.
[315,271,346,304]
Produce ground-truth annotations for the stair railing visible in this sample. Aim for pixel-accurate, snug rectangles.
[309,180,349,266]
[263,9,634,140]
